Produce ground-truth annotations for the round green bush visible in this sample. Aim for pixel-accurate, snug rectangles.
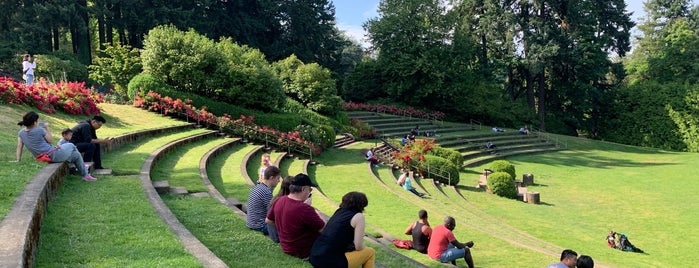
[127,73,170,100]
[417,155,460,185]
[490,160,516,180]
[487,172,517,199]
[429,146,463,167]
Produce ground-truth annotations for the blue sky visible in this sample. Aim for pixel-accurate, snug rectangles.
[332,0,698,48]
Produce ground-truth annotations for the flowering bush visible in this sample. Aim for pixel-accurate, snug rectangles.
[134,91,322,156]
[343,102,445,120]
[0,77,102,115]
[392,139,435,169]
[349,118,377,139]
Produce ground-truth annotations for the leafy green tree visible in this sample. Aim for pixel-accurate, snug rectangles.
[141,25,284,111]
[274,54,342,115]
[272,0,342,70]
[340,59,386,102]
[88,43,142,96]
[365,0,499,121]
[217,38,285,111]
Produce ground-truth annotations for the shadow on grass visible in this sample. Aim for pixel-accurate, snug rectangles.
[498,149,681,170]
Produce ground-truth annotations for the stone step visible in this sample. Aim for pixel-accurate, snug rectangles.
[93,168,113,176]
[170,186,188,195]
[226,197,247,213]
[153,180,170,194]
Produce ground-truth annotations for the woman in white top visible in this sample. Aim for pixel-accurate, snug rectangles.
[22,54,37,86]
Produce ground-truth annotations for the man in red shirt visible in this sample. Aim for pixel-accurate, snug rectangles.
[427,216,475,268]
[266,174,325,259]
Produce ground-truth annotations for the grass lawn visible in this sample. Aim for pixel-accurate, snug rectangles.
[36,175,202,267]
[0,103,190,220]
[462,135,699,267]
[6,102,699,267]
[206,143,261,203]
[151,137,234,192]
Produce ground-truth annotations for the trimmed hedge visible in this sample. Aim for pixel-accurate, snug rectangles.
[429,146,463,167]
[487,172,517,199]
[282,98,342,129]
[490,160,516,180]
[127,73,171,100]
[417,155,460,185]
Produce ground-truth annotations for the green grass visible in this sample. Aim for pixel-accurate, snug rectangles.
[206,143,260,203]
[310,143,551,267]
[0,103,190,220]
[151,137,233,192]
[7,103,699,267]
[461,135,699,267]
[101,128,211,175]
[35,175,201,267]
[162,194,309,268]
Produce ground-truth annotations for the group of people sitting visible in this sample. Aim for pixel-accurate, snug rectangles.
[15,111,112,182]
[246,165,375,267]
[396,210,476,267]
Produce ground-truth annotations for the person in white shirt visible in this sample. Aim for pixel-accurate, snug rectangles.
[22,54,37,86]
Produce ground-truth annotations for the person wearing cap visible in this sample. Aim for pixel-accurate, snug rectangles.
[246,166,281,235]
[266,173,326,259]
[70,115,112,170]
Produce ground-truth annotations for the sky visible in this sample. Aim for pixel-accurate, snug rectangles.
[332,0,699,48]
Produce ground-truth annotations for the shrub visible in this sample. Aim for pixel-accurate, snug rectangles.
[429,146,463,167]
[416,155,460,185]
[127,73,171,100]
[295,124,335,149]
[490,160,516,180]
[142,25,218,95]
[274,55,342,115]
[487,172,517,199]
[255,113,303,132]
[35,52,88,83]
[350,118,376,139]
[282,98,342,129]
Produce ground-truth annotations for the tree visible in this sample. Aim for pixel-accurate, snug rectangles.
[366,0,495,120]
[274,54,342,115]
[88,43,142,96]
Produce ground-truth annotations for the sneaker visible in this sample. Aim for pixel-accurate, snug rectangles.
[82,175,97,181]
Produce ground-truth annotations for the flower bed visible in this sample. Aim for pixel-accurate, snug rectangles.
[134,91,321,156]
[0,77,102,115]
[342,102,445,120]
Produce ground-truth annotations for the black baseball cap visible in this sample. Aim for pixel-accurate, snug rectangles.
[291,173,318,187]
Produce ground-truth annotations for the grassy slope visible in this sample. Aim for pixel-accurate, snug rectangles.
[0,103,189,220]
[5,102,699,267]
[464,135,699,267]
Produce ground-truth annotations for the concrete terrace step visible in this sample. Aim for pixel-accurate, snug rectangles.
[439,134,542,148]
[462,142,557,159]
[452,138,550,153]
[463,147,564,167]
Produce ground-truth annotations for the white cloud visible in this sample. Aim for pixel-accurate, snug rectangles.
[337,23,370,49]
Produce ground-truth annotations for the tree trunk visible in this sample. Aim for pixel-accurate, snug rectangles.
[537,71,546,131]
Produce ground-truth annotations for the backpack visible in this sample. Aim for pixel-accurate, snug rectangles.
[392,239,412,250]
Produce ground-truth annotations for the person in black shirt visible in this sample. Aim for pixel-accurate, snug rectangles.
[70,115,112,170]
[310,192,375,267]
[404,209,432,253]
